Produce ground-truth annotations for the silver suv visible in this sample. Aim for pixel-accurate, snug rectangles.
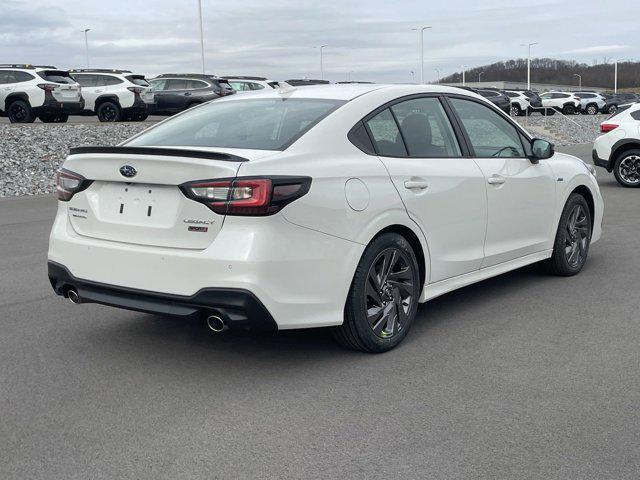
[573,92,606,115]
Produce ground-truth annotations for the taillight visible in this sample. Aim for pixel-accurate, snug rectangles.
[180,176,312,216]
[37,83,57,93]
[55,169,92,201]
[127,86,144,96]
[600,123,618,133]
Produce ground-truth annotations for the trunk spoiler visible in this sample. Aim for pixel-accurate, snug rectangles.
[68,146,249,162]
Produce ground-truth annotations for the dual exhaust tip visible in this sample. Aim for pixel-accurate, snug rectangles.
[65,287,228,334]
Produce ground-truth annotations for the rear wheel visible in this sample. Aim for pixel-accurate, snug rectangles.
[562,104,576,115]
[510,104,522,116]
[607,104,618,115]
[613,149,640,188]
[7,100,35,123]
[333,233,421,353]
[97,101,121,122]
[546,193,592,276]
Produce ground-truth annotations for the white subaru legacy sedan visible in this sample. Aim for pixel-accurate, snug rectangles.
[48,84,603,352]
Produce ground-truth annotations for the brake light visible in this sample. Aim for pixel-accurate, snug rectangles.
[180,176,312,216]
[127,86,145,96]
[37,83,57,92]
[55,169,92,201]
[600,123,618,133]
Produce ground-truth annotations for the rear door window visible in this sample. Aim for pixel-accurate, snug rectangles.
[186,79,209,90]
[13,71,35,83]
[390,97,461,157]
[94,75,123,86]
[365,109,407,157]
[165,79,188,90]
[73,74,97,87]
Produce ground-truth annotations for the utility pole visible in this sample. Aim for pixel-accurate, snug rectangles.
[411,26,432,84]
[82,29,91,68]
[614,60,618,93]
[197,0,205,73]
[520,42,538,90]
[434,68,440,84]
[461,66,467,86]
[317,45,328,80]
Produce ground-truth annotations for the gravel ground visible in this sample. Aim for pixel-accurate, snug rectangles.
[0,115,605,197]
[0,124,148,197]
[515,113,605,145]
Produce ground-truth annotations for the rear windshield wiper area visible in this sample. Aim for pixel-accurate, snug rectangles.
[68,146,249,162]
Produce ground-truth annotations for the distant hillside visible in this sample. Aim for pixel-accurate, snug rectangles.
[441,58,640,89]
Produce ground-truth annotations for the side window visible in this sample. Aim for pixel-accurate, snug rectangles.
[2,71,17,84]
[391,97,461,157]
[540,93,552,99]
[229,81,250,91]
[365,109,407,157]
[165,79,188,90]
[249,82,265,90]
[348,122,376,155]
[93,75,110,87]
[149,79,166,91]
[185,80,207,90]
[74,74,95,87]
[449,97,525,157]
[630,110,640,121]
[103,75,123,86]
[14,71,34,83]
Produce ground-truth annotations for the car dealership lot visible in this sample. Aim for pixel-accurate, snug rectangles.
[0,145,638,479]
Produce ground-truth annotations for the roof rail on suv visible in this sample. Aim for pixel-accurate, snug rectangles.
[0,64,57,69]
[222,76,268,81]
[155,73,218,79]
[69,69,132,74]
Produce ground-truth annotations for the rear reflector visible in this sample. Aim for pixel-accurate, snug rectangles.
[600,123,618,133]
[180,176,312,216]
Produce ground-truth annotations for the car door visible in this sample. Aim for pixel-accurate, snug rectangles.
[74,74,99,111]
[447,96,556,268]
[0,71,17,111]
[365,95,487,282]
[161,78,190,112]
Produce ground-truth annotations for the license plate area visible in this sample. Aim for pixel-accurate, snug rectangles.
[98,182,180,227]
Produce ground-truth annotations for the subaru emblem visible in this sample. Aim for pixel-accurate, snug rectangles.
[119,165,137,178]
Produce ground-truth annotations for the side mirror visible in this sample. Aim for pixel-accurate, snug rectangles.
[530,138,554,162]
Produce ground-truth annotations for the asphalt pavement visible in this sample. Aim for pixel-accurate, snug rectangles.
[1,144,638,479]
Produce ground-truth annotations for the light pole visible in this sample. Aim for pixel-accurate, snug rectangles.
[461,65,468,86]
[411,26,432,84]
[317,45,328,80]
[520,42,538,90]
[410,70,415,83]
[197,0,205,73]
[478,71,484,83]
[82,29,91,68]
[347,71,353,82]
[573,73,582,90]
[614,60,618,93]
[434,68,441,84]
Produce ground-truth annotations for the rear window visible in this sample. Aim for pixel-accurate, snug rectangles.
[126,75,149,87]
[38,70,75,84]
[126,98,345,150]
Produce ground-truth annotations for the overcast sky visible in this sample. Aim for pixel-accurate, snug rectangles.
[1,0,637,82]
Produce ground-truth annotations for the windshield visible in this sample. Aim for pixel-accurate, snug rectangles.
[126,98,345,150]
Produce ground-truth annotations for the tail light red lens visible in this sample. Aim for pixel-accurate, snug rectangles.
[55,169,92,201]
[600,123,618,133]
[127,86,144,96]
[180,176,312,216]
[37,83,57,92]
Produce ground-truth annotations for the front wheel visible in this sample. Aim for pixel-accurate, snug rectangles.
[613,149,640,188]
[7,100,35,123]
[97,101,121,122]
[546,193,592,276]
[333,233,421,353]
[562,104,576,115]
[510,104,522,116]
[585,104,598,115]
[607,105,618,115]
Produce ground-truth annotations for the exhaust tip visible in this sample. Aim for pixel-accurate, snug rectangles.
[67,289,80,304]
[206,314,227,333]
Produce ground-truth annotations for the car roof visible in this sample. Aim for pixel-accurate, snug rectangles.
[215,83,480,102]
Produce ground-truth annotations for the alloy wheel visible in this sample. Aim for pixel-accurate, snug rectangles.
[364,247,415,339]
[618,155,640,185]
[10,104,27,122]
[564,204,590,268]
[100,105,117,122]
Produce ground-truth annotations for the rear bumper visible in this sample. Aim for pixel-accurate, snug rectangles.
[33,96,84,115]
[122,97,152,116]
[592,148,611,171]
[48,261,277,330]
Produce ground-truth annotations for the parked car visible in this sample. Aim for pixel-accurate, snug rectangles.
[539,91,581,115]
[572,92,606,115]
[0,64,83,123]
[285,79,330,86]
[70,69,154,122]
[615,92,640,104]
[593,102,640,187]
[475,89,511,114]
[503,90,532,116]
[222,76,278,92]
[48,84,603,352]
[148,74,234,115]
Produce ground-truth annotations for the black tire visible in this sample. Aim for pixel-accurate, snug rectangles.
[546,193,592,276]
[333,233,421,353]
[562,104,576,115]
[38,113,68,123]
[133,113,149,122]
[612,149,640,188]
[542,108,555,116]
[96,101,121,122]
[585,104,598,115]
[510,104,522,116]
[606,105,618,115]
[7,100,35,123]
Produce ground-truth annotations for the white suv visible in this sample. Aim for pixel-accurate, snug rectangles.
[593,102,640,187]
[70,69,154,122]
[573,92,606,115]
[223,76,279,92]
[539,91,581,115]
[0,64,83,123]
[48,84,603,352]
[503,90,531,116]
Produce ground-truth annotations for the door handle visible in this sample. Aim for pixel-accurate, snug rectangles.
[487,175,506,185]
[404,180,429,190]
[184,92,192,96]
